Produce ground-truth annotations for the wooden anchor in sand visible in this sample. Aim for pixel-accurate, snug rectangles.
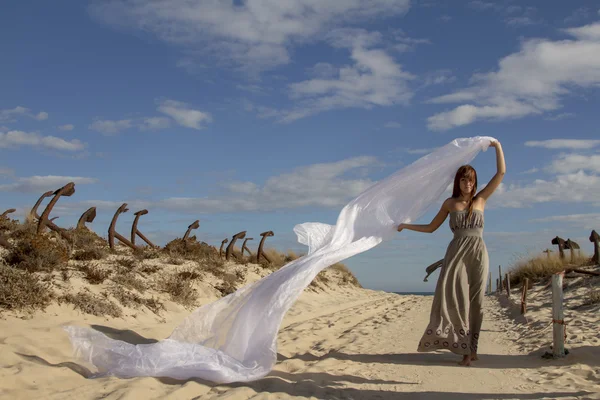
[241,237,254,257]
[590,230,599,265]
[226,231,246,261]
[1,208,16,219]
[257,231,274,263]
[183,220,200,241]
[131,209,157,248]
[29,190,54,221]
[108,203,138,250]
[219,238,228,258]
[77,207,97,230]
[36,182,74,241]
[423,259,443,282]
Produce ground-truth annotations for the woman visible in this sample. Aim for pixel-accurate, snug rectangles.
[397,140,505,366]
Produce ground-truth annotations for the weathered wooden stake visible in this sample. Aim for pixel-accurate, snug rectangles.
[521,278,529,315]
[487,272,492,295]
[552,273,566,358]
[498,265,502,293]
[496,278,500,293]
[543,248,552,259]
[505,272,511,297]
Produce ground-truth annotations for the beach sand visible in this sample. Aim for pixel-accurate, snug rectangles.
[1,263,598,399]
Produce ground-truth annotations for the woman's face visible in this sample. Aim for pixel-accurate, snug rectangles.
[459,176,474,196]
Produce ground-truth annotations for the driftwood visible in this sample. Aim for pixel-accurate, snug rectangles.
[563,267,600,277]
[226,231,246,261]
[108,203,137,250]
[551,236,567,259]
[36,182,74,241]
[183,220,200,240]
[29,191,53,221]
[257,231,274,263]
[219,239,228,258]
[1,208,16,218]
[590,230,599,264]
[241,237,254,257]
[77,207,96,229]
[423,259,443,282]
[131,209,156,247]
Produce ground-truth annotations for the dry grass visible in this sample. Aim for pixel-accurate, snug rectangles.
[107,285,165,314]
[163,238,218,261]
[114,257,137,271]
[133,246,161,261]
[113,272,146,292]
[157,272,197,308]
[0,263,54,312]
[72,247,106,261]
[78,262,111,284]
[509,252,591,286]
[4,234,69,272]
[215,273,240,296]
[59,289,122,318]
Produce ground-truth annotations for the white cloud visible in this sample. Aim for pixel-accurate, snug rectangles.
[54,156,379,214]
[406,147,438,155]
[58,124,75,131]
[384,122,402,129]
[427,22,600,131]
[564,7,592,25]
[544,112,575,121]
[88,0,411,72]
[271,30,414,122]
[547,153,600,174]
[139,117,171,131]
[0,130,85,152]
[0,176,98,193]
[421,69,456,87]
[89,119,132,135]
[157,99,212,130]
[489,171,600,208]
[0,106,48,122]
[529,213,600,230]
[0,167,14,177]
[524,139,600,150]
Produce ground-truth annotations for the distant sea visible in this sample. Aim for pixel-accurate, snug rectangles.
[393,292,434,296]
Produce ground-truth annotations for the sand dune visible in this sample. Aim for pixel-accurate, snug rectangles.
[2,269,598,400]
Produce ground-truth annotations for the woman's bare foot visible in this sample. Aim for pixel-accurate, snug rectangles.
[471,353,479,361]
[458,355,471,366]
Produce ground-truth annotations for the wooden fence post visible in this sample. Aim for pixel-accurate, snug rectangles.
[552,273,566,358]
[488,273,492,295]
[498,265,502,292]
[505,272,511,297]
[496,278,500,293]
[521,278,528,314]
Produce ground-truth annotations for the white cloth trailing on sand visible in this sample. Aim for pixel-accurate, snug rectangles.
[64,136,496,383]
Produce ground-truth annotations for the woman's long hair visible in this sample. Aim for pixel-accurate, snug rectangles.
[452,165,478,218]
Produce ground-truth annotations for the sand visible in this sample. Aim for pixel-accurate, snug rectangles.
[1,265,599,399]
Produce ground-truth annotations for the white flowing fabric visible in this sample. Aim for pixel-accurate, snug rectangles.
[64,136,495,383]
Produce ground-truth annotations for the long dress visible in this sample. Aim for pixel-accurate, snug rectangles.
[417,209,490,355]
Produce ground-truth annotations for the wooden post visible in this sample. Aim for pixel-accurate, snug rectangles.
[496,278,500,293]
[505,273,510,297]
[552,273,566,358]
[488,273,492,295]
[498,265,502,292]
[521,278,529,314]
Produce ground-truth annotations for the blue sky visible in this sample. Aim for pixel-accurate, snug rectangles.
[2,0,600,292]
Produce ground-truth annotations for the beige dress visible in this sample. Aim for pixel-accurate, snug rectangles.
[417,209,489,355]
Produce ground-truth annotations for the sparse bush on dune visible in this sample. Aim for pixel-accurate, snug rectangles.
[4,234,69,273]
[0,263,54,312]
[0,218,363,317]
[509,251,593,286]
[59,289,122,318]
[585,289,600,305]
